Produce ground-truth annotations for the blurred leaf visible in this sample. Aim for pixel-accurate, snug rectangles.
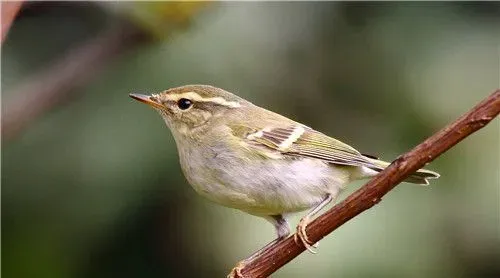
[105,1,211,39]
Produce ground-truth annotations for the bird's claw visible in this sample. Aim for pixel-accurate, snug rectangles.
[227,259,247,278]
[294,216,318,254]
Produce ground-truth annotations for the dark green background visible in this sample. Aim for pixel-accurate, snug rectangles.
[2,2,499,278]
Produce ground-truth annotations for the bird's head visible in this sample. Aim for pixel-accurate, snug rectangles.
[130,85,248,138]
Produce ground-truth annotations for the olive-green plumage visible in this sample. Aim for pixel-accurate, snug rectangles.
[130,84,440,258]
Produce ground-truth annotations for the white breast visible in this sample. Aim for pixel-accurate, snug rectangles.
[178,145,350,216]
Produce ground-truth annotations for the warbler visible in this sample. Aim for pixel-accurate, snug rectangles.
[130,85,439,274]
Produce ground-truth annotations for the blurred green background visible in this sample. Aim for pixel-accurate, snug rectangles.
[2,2,499,278]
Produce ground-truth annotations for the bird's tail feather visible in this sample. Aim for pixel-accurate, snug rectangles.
[364,157,440,185]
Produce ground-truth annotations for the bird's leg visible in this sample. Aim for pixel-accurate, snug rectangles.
[294,192,337,253]
[228,215,290,278]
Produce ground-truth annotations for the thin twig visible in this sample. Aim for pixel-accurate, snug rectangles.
[1,1,23,43]
[2,2,210,141]
[237,89,500,278]
[2,21,149,141]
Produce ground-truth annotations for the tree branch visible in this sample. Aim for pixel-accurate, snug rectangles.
[237,89,500,278]
[1,21,149,141]
[1,3,209,142]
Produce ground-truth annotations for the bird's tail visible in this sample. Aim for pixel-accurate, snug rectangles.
[363,157,440,185]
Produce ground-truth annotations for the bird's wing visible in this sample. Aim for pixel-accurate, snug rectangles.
[233,123,374,167]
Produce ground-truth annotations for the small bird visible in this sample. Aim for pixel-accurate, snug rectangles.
[130,85,439,275]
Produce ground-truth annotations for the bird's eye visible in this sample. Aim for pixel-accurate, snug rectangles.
[177,98,193,110]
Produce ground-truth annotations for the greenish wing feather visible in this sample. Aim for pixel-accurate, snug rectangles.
[240,124,373,167]
[231,124,440,184]
[292,130,440,184]
[290,129,372,166]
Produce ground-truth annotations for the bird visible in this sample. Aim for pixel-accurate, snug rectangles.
[129,85,439,276]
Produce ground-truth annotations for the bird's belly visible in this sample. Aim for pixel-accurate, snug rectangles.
[181,153,348,216]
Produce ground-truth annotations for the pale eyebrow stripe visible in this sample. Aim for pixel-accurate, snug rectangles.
[156,91,241,108]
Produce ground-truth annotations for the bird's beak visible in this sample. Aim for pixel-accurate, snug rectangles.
[129,93,164,110]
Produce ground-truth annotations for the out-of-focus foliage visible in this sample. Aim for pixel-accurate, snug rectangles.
[105,1,209,39]
[2,2,499,278]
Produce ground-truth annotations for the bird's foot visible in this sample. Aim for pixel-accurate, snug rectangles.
[227,259,247,278]
[294,216,318,254]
